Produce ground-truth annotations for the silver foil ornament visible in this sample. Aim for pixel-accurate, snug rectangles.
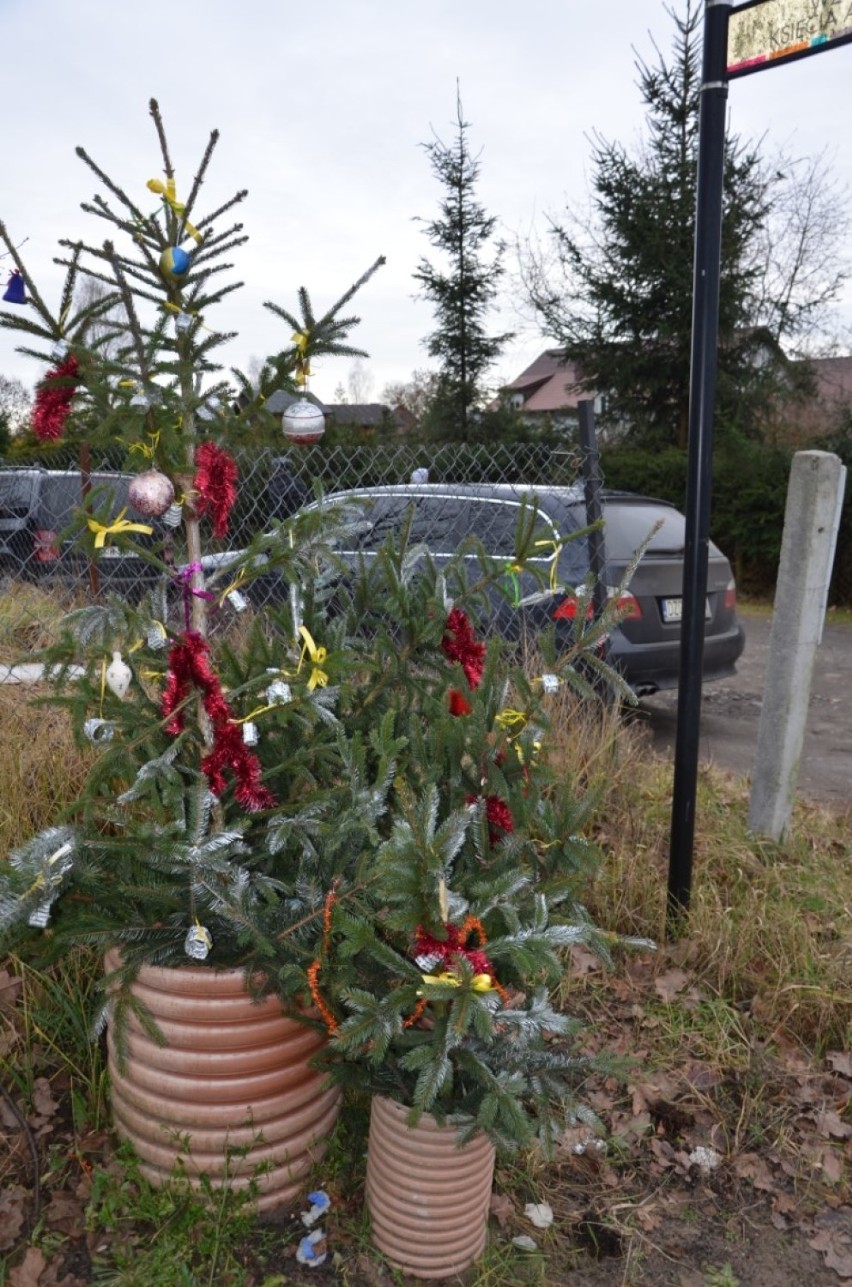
[184,923,213,960]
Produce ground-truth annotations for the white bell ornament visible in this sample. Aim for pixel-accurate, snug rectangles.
[105,651,133,701]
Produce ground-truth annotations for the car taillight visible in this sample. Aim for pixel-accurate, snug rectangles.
[613,591,642,621]
[33,529,60,562]
[552,593,592,621]
[553,590,642,621]
[723,578,737,611]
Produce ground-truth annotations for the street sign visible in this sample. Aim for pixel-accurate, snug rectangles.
[728,0,852,77]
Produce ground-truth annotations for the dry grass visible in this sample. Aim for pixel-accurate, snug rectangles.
[0,580,82,661]
[543,684,852,1054]
[0,684,93,852]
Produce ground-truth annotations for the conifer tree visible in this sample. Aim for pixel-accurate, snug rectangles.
[0,101,387,1007]
[522,0,845,448]
[414,88,513,439]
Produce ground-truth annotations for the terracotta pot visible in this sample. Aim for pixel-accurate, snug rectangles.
[365,1094,496,1279]
[104,950,339,1212]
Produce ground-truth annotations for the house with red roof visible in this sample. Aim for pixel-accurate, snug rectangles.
[497,349,600,430]
[499,346,852,443]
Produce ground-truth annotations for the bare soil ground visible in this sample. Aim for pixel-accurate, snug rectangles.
[3,946,850,1286]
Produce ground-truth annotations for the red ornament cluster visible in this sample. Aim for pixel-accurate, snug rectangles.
[32,354,79,441]
[161,631,277,812]
[193,441,238,538]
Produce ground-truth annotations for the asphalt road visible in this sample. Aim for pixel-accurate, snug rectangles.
[634,607,851,812]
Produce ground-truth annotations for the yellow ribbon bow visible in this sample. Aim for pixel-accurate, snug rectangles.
[86,509,153,550]
[419,971,494,993]
[495,707,527,732]
[298,625,328,691]
[534,538,564,593]
[292,330,311,386]
[147,177,203,244]
[129,430,160,460]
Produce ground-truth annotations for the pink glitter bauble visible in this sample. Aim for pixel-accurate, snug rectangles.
[128,469,175,518]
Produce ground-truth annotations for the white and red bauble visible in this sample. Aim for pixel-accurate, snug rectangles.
[282,398,325,446]
[128,469,175,519]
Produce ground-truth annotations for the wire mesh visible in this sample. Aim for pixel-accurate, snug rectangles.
[0,439,595,661]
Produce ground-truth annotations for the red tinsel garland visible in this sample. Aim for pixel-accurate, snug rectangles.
[414,919,494,978]
[466,792,514,844]
[32,354,79,442]
[441,607,485,690]
[193,441,238,538]
[161,631,277,812]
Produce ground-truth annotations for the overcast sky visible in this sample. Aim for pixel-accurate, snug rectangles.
[2,0,850,406]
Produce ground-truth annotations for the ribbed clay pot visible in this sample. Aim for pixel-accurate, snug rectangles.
[365,1095,496,1279]
[104,950,339,1212]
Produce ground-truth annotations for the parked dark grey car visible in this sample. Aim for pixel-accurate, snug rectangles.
[0,467,165,596]
[300,482,744,695]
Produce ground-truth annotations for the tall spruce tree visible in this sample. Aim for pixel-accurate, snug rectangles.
[414,88,513,439]
[522,0,847,449]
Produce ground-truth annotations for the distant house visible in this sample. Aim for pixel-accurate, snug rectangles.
[791,354,852,441]
[264,389,327,418]
[496,349,604,430]
[262,393,413,436]
[323,403,390,432]
[325,403,419,435]
[501,342,852,446]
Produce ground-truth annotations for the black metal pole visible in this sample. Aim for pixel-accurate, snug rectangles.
[667,0,731,930]
[578,399,608,623]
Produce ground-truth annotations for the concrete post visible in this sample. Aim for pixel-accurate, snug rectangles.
[748,450,847,841]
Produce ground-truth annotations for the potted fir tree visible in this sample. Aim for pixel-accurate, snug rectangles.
[295,535,651,1277]
[0,101,389,1209]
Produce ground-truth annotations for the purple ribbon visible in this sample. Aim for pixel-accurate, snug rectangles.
[175,562,216,632]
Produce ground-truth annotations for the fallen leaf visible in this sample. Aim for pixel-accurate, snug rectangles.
[817,1109,852,1140]
[0,1185,28,1252]
[45,1189,86,1237]
[489,1193,514,1229]
[31,1077,58,1117]
[653,967,689,1002]
[350,1256,392,1287]
[824,1245,852,1278]
[681,1061,720,1093]
[567,944,602,976]
[732,1152,776,1192]
[0,966,23,1009]
[38,1259,89,1287]
[827,1051,852,1079]
[7,1246,46,1287]
[817,1147,844,1185]
[809,1224,852,1279]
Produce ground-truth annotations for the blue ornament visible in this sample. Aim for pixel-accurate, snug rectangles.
[160,245,191,280]
[3,270,27,304]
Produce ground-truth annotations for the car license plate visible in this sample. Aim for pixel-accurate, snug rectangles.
[661,597,711,623]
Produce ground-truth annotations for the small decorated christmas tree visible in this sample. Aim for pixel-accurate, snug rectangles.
[0,101,389,1017]
[295,534,652,1153]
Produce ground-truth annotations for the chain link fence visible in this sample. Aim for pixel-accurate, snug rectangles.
[0,439,596,659]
